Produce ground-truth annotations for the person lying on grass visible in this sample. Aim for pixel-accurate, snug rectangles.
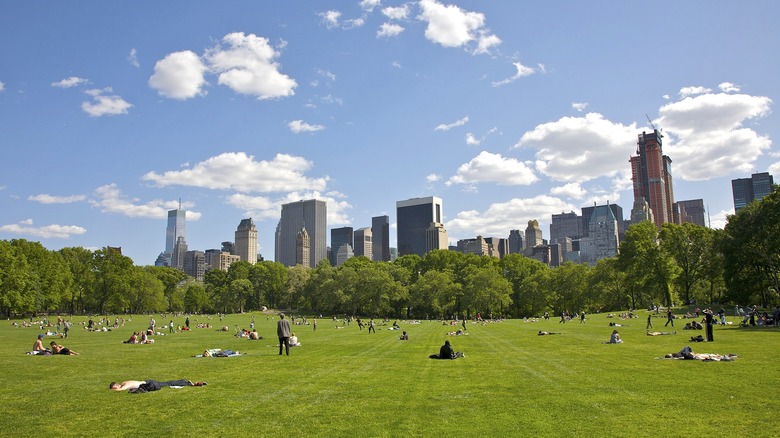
[646,331,676,336]
[109,379,207,393]
[429,340,464,359]
[538,331,560,335]
[50,341,79,355]
[660,346,737,361]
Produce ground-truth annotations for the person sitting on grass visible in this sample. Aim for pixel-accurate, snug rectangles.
[33,334,49,353]
[289,333,301,347]
[605,329,623,344]
[399,331,409,340]
[249,329,262,340]
[50,341,79,355]
[109,379,207,393]
[123,332,138,344]
[429,340,464,359]
[647,330,676,336]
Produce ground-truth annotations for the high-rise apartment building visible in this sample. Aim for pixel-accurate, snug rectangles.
[330,227,353,266]
[484,237,508,258]
[397,196,445,257]
[183,250,205,281]
[276,199,327,268]
[353,227,373,259]
[524,220,543,251]
[674,199,706,227]
[296,226,310,267]
[508,229,524,254]
[425,222,449,253]
[630,130,675,229]
[732,172,775,211]
[235,218,258,264]
[371,215,391,262]
[580,203,619,264]
[205,249,241,272]
[550,211,581,244]
[582,204,625,240]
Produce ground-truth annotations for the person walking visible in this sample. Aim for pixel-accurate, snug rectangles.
[703,308,714,342]
[277,313,292,356]
[580,312,586,324]
[665,309,674,327]
[368,318,376,334]
[646,314,653,330]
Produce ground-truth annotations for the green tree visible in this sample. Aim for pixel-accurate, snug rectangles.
[660,223,709,304]
[618,222,680,308]
[545,262,591,314]
[461,264,513,318]
[183,281,210,314]
[126,267,166,314]
[145,266,187,312]
[287,265,311,310]
[11,239,71,314]
[589,257,627,311]
[59,247,95,314]
[409,269,460,318]
[499,254,548,317]
[91,247,135,314]
[0,240,33,316]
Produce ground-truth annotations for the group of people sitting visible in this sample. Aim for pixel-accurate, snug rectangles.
[28,334,79,355]
[123,332,154,344]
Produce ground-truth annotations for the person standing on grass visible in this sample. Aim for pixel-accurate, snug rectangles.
[277,313,291,356]
[665,309,674,327]
[646,314,653,330]
[703,308,714,342]
[313,318,317,332]
[185,316,190,329]
[63,320,70,338]
[580,312,586,324]
[368,318,376,334]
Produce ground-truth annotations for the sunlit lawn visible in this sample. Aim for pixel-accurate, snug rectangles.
[1,311,777,437]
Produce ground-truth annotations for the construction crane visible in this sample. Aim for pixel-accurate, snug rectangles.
[646,114,664,137]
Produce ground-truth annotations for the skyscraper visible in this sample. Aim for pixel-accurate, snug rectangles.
[276,199,327,268]
[296,226,310,267]
[372,215,390,262]
[353,227,373,259]
[630,130,675,229]
[674,199,706,227]
[550,211,581,244]
[580,203,619,264]
[397,196,444,257]
[508,229,524,254]
[524,219,543,251]
[164,207,186,266]
[235,218,258,264]
[731,172,775,211]
[330,226,353,266]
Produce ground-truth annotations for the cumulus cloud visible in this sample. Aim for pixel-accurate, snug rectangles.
[718,82,740,93]
[383,5,410,20]
[142,152,328,193]
[572,102,588,112]
[768,160,780,178]
[679,86,711,97]
[657,91,772,180]
[492,62,537,86]
[319,10,365,29]
[516,112,639,183]
[392,61,402,68]
[51,76,88,88]
[28,194,86,204]
[360,0,381,11]
[288,120,325,133]
[426,173,441,182]
[81,88,132,117]
[465,133,480,145]
[128,48,140,67]
[378,23,405,38]
[434,115,469,131]
[148,50,207,99]
[446,151,538,187]
[445,195,576,239]
[0,81,4,92]
[0,220,87,239]
[205,32,297,100]
[550,182,586,199]
[90,184,202,220]
[417,0,501,55]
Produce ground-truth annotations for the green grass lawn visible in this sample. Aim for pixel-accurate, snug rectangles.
[1,312,777,437]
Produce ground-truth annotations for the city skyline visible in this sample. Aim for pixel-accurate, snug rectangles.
[1,2,778,265]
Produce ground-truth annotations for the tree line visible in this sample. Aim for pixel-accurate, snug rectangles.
[2,187,778,318]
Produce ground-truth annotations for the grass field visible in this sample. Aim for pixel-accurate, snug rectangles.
[1,311,778,437]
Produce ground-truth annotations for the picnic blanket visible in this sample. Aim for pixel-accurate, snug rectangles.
[195,349,241,358]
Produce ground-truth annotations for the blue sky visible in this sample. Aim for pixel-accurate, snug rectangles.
[1,1,778,265]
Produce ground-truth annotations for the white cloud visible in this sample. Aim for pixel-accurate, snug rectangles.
[51,76,88,88]
[392,61,402,69]
[417,0,500,55]
[320,10,342,28]
[446,195,575,239]
[360,0,381,12]
[516,112,639,183]
[718,82,740,93]
[679,86,712,97]
[767,160,780,178]
[550,182,586,199]
[434,115,468,131]
[0,81,4,92]
[90,184,202,220]
[205,32,297,100]
[465,133,480,145]
[426,173,441,182]
[288,120,325,133]
[316,69,337,82]
[28,194,86,204]
[572,102,588,112]
[708,209,732,230]
[148,50,207,100]
[658,91,772,180]
[446,151,538,186]
[378,23,405,38]
[492,62,537,86]
[142,152,329,193]
[81,88,132,117]
[383,5,409,20]
[0,220,87,239]
[128,48,140,67]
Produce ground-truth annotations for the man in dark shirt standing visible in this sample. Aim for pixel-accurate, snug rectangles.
[277,313,291,356]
